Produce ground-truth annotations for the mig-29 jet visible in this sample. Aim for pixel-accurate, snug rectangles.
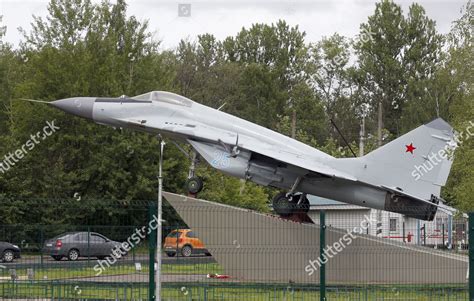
[31,91,457,220]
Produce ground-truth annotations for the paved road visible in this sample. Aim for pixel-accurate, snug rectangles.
[0,253,216,269]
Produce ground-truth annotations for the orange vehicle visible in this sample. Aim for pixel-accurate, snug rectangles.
[163,229,211,257]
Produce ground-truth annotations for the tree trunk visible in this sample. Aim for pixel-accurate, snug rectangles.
[377,100,383,147]
[359,116,365,157]
[291,109,296,139]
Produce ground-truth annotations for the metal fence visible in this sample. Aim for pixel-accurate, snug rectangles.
[0,196,472,300]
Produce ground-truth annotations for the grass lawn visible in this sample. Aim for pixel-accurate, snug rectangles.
[0,262,223,281]
[0,281,468,300]
[0,264,468,300]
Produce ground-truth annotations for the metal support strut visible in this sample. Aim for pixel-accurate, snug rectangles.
[287,176,303,197]
[188,150,198,179]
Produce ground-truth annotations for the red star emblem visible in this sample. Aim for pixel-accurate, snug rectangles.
[405,143,416,154]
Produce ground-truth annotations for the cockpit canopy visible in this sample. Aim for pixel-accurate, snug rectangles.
[132,91,193,107]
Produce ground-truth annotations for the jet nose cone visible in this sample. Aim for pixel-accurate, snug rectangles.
[51,97,95,120]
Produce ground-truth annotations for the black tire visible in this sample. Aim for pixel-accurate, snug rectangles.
[51,255,63,261]
[67,249,80,261]
[272,192,294,217]
[97,256,106,260]
[181,245,193,257]
[166,252,176,257]
[205,252,212,256]
[296,194,310,214]
[2,250,14,263]
[186,177,203,194]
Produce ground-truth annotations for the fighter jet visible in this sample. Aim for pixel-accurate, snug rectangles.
[42,91,456,220]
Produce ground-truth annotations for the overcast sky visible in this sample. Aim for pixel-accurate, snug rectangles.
[0,0,467,50]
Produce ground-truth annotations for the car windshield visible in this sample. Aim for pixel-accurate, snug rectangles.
[166,231,182,238]
[132,91,192,107]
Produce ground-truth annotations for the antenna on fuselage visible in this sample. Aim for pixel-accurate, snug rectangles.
[217,103,227,111]
[330,119,357,158]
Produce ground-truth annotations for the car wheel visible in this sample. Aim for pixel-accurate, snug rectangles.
[97,256,106,260]
[181,245,192,257]
[52,255,63,261]
[2,250,14,263]
[67,249,80,261]
[205,252,212,256]
[166,252,176,257]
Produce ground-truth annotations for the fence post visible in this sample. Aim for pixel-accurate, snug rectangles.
[320,210,326,301]
[448,215,453,248]
[402,222,406,243]
[40,226,43,268]
[442,223,445,248]
[423,225,426,245]
[469,213,474,301]
[87,226,91,262]
[148,203,156,301]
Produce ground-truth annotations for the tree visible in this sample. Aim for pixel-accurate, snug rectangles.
[354,0,406,145]
[355,0,445,142]
[224,21,310,133]
[0,0,177,226]
[443,1,473,210]
[399,3,444,131]
[308,34,361,144]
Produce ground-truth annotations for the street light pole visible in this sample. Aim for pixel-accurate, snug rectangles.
[156,139,165,300]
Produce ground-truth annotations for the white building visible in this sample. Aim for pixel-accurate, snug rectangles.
[307,195,467,248]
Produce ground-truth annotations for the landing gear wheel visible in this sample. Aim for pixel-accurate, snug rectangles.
[186,177,203,194]
[272,192,295,217]
[273,193,309,216]
[296,194,310,214]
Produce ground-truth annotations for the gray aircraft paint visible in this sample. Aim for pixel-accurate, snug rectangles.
[49,91,456,220]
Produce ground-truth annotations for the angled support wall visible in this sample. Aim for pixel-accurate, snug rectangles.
[163,192,467,284]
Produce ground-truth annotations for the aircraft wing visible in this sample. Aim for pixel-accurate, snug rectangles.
[236,137,357,181]
[115,116,356,181]
[185,128,357,182]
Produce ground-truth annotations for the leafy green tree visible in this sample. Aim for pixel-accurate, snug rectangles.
[399,3,444,131]
[355,0,445,142]
[0,0,179,226]
[196,165,270,212]
[443,2,473,210]
[308,34,361,144]
[354,0,407,144]
[0,0,472,226]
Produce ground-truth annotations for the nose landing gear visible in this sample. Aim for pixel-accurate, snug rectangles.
[186,149,203,196]
[186,176,204,195]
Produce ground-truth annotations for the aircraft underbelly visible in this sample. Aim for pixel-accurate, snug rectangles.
[187,140,437,221]
[300,179,437,221]
[300,179,386,210]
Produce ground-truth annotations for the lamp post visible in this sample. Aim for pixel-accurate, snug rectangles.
[156,139,165,300]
